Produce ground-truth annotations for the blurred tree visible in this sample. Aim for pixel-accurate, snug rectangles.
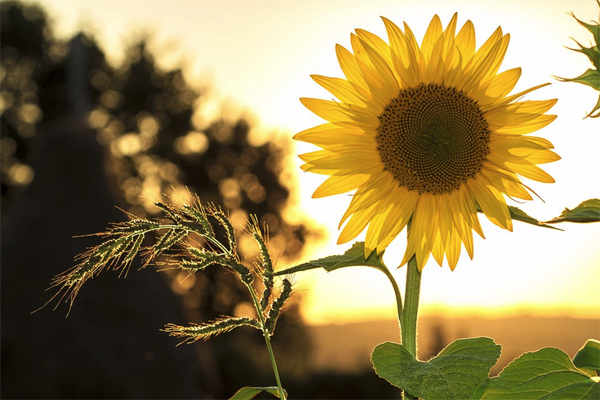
[1,0,315,397]
[97,37,316,391]
[1,1,111,214]
[1,0,49,212]
[1,2,205,398]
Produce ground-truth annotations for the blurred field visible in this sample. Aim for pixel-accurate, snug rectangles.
[308,316,600,375]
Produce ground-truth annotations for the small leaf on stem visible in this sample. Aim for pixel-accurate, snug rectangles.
[230,386,287,399]
[274,241,386,276]
[545,199,600,224]
[508,206,563,230]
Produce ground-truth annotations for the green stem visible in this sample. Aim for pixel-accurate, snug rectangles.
[247,283,286,400]
[400,221,422,400]
[400,256,422,400]
[377,266,404,341]
[262,323,286,400]
[401,255,421,358]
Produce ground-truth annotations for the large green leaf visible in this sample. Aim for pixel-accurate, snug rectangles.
[274,241,386,275]
[372,337,501,400]
[545,199,600,224]
[472,347,600,399]
[230,386,286,399]
[573,339,600,372]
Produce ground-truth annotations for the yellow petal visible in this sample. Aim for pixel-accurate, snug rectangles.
[411,196,437,268]
[460,33,509,94]
[432,233,445,266]
[483,67,522,99]
[446,231,461,270]
[294,123,374,147]
[486,83,550,111]
[300,98,380,129]
[311,75,368,107]
[480,167,534,201]
[382,17,420,87]
[467,179,512,231]
[335,44,371,98]
[504,161,555,183]
[490,135,554,151]
[359,37,400,100]
[338,201,379,244]
[457,183,485,238]
[368,187,417,251]
[312,173,369,198]
[494,114,557,135]
[298,149,334,163]
[340,172,396,225]
[421,15,443,62]
[355,28,393,66]
[455,20,476,65]
[442,13,459,50]
[300,150,378,171]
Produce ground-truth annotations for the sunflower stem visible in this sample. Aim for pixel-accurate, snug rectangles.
[400,254,422,400]
[401,255,421,357]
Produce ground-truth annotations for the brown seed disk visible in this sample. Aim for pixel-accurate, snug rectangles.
[376,83,490,194]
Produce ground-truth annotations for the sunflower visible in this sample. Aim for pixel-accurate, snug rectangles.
[295,14,559,270]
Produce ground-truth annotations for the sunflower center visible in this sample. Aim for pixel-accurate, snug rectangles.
[376,83,491,194]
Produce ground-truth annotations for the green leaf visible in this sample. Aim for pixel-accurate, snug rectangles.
[562,68,600,116]
[545,199,600,224]
[508,206,563,231]
[556,7,600,117]
[472,347,600,399]
[569,42,600,72]
[573,339,600,372]
[571,11,600,63]
[274,241,386,275]
[587,94,600,118]
[372,337,501,400]
[557,68,600,91]
[230,386,286,399]
[588,91,600,116]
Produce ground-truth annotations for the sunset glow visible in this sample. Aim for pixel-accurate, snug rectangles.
[39,0,600,324]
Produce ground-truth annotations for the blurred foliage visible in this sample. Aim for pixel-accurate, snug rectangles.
[1,1,49,196]
[1,0,321,396]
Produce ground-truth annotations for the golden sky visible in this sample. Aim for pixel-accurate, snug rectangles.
[39,0,600,323]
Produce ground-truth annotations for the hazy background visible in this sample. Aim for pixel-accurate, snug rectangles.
[27,0,600,323]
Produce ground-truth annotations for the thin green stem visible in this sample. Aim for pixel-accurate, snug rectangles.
[247,283,286,400]
[377,266,404,341]
[262,323,286,400]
